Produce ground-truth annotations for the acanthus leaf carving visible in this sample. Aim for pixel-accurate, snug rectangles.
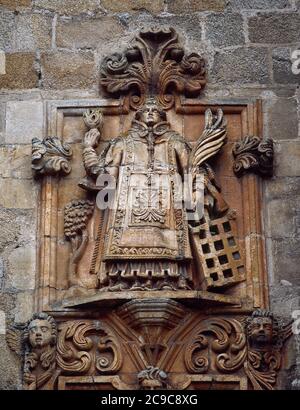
[232,136,274,177]
[32,136,73,177]
[100,27,206,110]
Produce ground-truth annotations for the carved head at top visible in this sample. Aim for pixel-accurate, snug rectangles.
[245,310,278,349]
[24,313,57,350]
[135,98,167,126]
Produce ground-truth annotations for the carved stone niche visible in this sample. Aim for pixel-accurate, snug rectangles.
[19,27,289,390]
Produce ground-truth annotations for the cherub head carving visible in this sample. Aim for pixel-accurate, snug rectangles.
[24,313,57,350]
[135,97,167,126]
[245,310,278,349]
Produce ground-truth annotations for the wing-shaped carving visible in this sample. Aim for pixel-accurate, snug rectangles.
[189,108,227,171]
[6,327,23,356]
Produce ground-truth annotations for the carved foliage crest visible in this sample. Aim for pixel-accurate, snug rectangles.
[100,27,206,110]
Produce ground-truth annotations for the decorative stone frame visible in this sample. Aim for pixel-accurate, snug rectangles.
[35,97,267,314]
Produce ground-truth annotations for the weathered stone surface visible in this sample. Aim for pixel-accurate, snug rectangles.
[167,0,226,13]
[211,48,270,84]
[205,13,245,48]
[122,13,203,42]
[6,245,36,291]
[0,51,5,74]
[33,0,100,15]
[13,13,52,51]
[228,0,292,10]
[56,16,124,50]
[41,51,96,89]
[274,141,300,177]
[0,0,31,10]
[265,197,300,238]
[0,11,15,51]
[248,13,300,44]
[5,101,43,144]
[0,145,32,179]
[102,0,164,13]
[0,178,38,209]
[264,177,300,201]
[270,238,300,284]
[273,47,300,85]
[266,98,298,140]
[0,335,21,390]
[0,207,20,252]
[0,257,4,289]
[0,53,38,90]
[14,291,34,322]
[0,103,5,133]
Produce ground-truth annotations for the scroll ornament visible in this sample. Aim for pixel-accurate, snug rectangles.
[184,318,247,374]
[232,136,274,177]
[184,311,292,390]
[56,320,122,375]
[32,136,73,177]
[6,313,58,390]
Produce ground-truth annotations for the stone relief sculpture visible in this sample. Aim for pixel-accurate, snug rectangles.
[65,99,245,293]
[243,310,292,390]
[6,313,58,390]
[20,27,291,391]
[232,135,274,177]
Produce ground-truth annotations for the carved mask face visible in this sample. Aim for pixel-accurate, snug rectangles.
[138,106,162,126]
[248,317,273,346]
[28,319,53,348]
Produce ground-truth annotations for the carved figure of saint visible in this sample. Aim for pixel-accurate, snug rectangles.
[71,97,238,292]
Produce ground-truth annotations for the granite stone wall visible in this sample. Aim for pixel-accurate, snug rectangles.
[0,0,299,389]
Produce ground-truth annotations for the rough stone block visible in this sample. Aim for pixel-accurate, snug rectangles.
[0,257,4,289]
[274,141,300,177]
[273,47,300,85]
[13,13,52,51]
[0,50,5,74]
[0,103,5,132]
[0,145,32,179]
[56,16,125,50]
[0,178,38,209]
[33,0,100,15]
[0,11,15,51]
[0,310,5,334]
[14,292,34,322]
[264,177,300,201]
[265,197,300,238]
[102,0,164,13]
[167,0,226,13]
[41,51,96,90]
[266,97,298,140]
[270,238,300,285]
[0,52,38,90]
[7,245,36,291]
[205,13,245,48]
[211,47,270,84]
[228,0,291,10]
[0,207,20,252]
[248,13,300,44]
[0,335,21,390]
[5,101,43,143]
[0,0,31,9]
